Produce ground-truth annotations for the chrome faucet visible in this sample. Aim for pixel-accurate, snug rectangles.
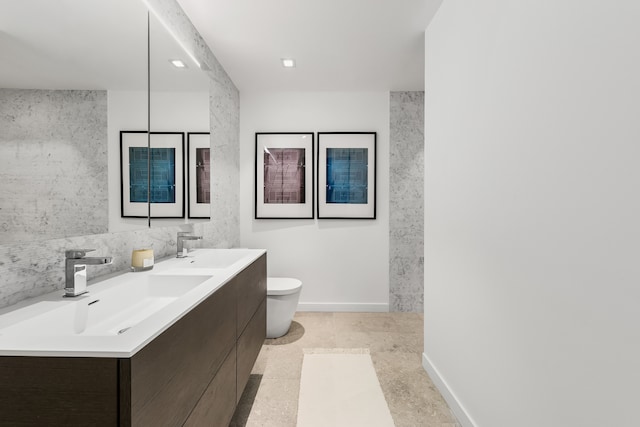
[177,232,202,258]
[64,249,113,297]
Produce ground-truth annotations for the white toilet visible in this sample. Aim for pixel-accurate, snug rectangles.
[266,277,302,338]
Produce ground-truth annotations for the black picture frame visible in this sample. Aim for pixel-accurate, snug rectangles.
[317,132,377,219]
[255,132,315,219]
[187,132,211,219]
[120,131,185,219]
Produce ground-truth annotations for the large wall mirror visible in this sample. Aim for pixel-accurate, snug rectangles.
[0,0,148,244]
[148,13,211,227]
[0,0,211,245]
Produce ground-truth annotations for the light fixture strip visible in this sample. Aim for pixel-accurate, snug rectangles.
[140,0,201,69]
[170,59,187,68]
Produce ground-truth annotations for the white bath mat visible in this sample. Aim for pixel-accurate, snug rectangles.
[297,349,395,427]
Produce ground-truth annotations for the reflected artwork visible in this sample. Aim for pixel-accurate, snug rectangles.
[129,147,176,203]
[195,147,210,203]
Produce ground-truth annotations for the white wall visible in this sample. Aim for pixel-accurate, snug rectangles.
[108,90,209,232]
[424,1,640,426]
[108,90,147,232]
[240,92,390,311]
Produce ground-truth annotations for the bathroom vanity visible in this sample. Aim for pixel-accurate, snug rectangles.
[0,249,266,426]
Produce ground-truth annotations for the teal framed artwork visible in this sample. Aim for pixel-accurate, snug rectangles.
[120,131,185,218]
[317,132,376,219]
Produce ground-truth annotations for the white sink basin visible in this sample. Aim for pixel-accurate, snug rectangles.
[176,248,250,269]
[0,274,212,337]
[155,268,223,276]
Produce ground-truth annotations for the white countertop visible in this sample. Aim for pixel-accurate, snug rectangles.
[0,248,265,358]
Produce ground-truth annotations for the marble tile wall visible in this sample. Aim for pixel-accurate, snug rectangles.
[0,0,240,309]
[389,92,425,312]
[0,89,109,243]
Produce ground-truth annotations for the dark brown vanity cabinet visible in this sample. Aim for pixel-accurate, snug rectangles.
[0,254,267,427]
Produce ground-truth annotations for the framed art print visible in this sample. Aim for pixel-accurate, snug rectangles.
[187,132,211,219]
[255,132,314,219]
[317,132,376,219]
[120,131,185,218]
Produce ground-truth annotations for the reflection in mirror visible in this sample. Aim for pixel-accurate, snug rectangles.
[0,0,149,244]
[148,12,210,227]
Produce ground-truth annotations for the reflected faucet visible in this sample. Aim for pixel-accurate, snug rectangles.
[64,249,113,297]
[177,232,202,258]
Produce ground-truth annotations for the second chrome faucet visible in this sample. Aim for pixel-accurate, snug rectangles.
[177,232,202,258]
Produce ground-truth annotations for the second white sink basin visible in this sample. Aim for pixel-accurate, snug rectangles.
[176,248,250,269]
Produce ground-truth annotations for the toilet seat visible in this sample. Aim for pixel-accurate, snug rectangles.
[267,277,302,296]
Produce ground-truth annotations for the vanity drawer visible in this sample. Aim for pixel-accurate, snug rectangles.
[183,346,237,427]
[126,279,237,426]
[234,253,267,337]
[0,357,118,426]
[236,298,266,404]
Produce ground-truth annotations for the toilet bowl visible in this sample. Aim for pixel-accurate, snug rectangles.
[266,277,302,339]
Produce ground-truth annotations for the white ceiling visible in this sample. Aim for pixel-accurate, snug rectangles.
[0,0,207,92]
[176,0,442,92]
[0,0,148,90]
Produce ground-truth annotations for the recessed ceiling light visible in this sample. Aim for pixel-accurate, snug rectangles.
[281,58,296,68]
[170,59,187,68]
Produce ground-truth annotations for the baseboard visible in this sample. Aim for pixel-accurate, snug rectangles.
[297,302,389,312]
[422,352,476,427]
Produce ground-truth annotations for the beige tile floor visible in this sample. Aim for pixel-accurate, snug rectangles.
[230,312,460,427]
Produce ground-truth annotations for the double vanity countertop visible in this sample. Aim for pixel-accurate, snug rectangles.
[0,248,266,358]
